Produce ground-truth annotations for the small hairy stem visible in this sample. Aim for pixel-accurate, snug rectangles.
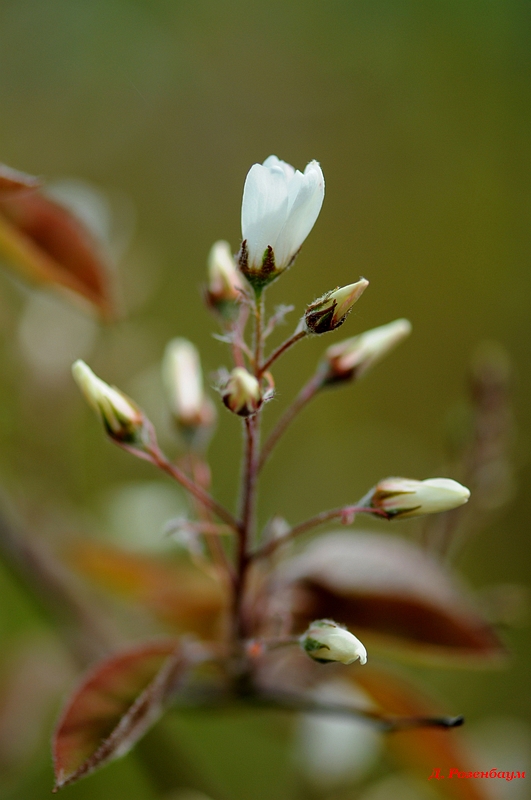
[234,290,265,642]
[258,371,326,473]
[259,329,307,376]
[147,445,239,531]
[231,302,250,368]
[253,505,389,559]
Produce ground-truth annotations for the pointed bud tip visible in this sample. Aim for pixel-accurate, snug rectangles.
[371,476,470,519]
[71,360,145,443]
[324,317,412,381]
[304,279,368,335]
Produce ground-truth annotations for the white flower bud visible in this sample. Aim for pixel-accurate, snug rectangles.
[239,155,325,288]
[162,338,216,428]
[206,240,245,315]
[304,279,368,334]
[300,620,367,666]
[72,360,145,443]
[370,477,471,519]
[324,318,412,383]
[222,367,261,417]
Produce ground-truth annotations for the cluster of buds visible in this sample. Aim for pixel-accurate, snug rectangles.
[300,620,367,665]
[238,156,325,289]
[322,318,412,384]
[369,476,470,519]
[71,361,147,447]
[303,279,368,334]
[162,338,217,449]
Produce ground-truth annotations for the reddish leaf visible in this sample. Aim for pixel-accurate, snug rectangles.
[282,532,505,663]
[0,189,114,315]
[0,163,41,193]
[353,665,489,800]
[67,541,227,639]
[53,639,184,791]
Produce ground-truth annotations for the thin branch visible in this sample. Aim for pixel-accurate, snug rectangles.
[234,290,265,640]
[259,329,307,376]
[183,453,236,583]
[231,302,251,368]
[253,505,389,559]
[250,691,464,732]
[146,444,239,531]
[258,371,325,473]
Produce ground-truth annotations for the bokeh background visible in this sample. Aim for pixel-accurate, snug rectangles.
[0,1,530,798]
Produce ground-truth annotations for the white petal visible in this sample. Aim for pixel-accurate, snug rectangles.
[241,163,289,268]
[262,154,295,179]
[274,161,325,265]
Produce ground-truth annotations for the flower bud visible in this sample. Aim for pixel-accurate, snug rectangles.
[300,620,367,665]
[222,367,261,417]
[162,338,216,445]
[323,318,412,384]
[72,360,145,444]
[205,240,245,316]
[239,156,325,289]
[304,280,368,334]
[370,477,470,519]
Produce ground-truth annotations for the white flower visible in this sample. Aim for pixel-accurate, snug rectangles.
[371,477,470,519]
[240,155,325,283]
[300,620,367,666]
[72,360,144,442]
[324,318,412,382]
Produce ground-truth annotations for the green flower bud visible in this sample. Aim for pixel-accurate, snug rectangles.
[300,620,367,665]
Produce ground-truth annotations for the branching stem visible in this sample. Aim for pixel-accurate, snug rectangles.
[253,504,389,559]
[259,329,307,376]
[147,444,239,531]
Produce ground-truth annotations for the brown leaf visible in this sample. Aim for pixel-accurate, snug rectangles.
[353,665,489,800]
[67,541,227,639]
[52,639,184,791]
[0,189,114,315]
[0,163,41,193]
[281,532,505,663]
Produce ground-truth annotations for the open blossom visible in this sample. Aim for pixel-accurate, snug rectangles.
[72,360,145,443]
[239,156,325,286]
[371,477,470,518]
[300,620,367,665]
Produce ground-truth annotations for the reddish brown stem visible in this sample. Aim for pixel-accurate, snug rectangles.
[147,445,239,531]
[233,290,265,641]
[253,505,389,559]
[184,453,235,582]
[258,329,307,377]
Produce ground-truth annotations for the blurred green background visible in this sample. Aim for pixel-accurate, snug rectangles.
[0,1,530,798]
